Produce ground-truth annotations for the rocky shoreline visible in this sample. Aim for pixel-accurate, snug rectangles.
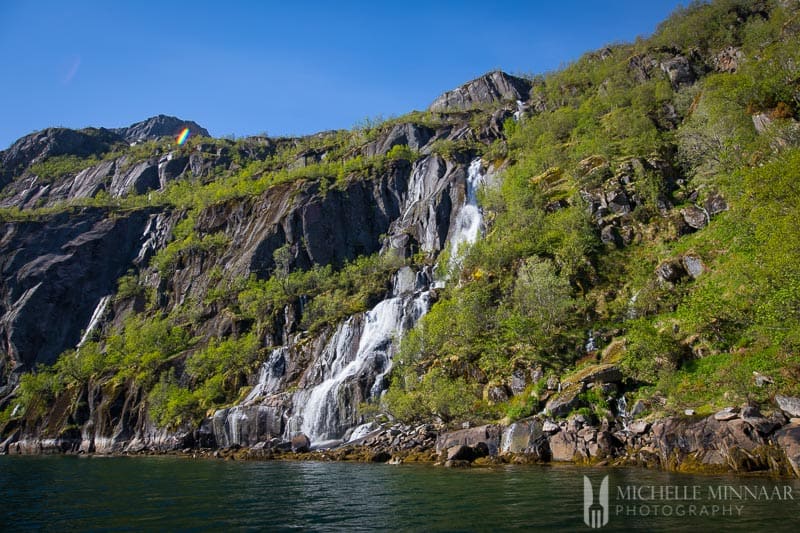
[5,403,800,478]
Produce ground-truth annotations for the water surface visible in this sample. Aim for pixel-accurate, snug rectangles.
[1,456,798,531]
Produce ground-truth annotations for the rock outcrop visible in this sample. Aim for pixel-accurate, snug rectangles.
[429,71,532,112]
[113,115,209,143]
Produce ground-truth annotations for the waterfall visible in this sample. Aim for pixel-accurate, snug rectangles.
[78,295,111,348]
[243,347,288,405]
[617,394,630,431]
[444,158,486,278]
[288,285,431,446]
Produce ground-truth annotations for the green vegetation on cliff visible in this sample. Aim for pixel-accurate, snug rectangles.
[384,0,800,423]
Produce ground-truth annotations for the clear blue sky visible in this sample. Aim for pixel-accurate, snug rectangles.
[0,0,688,149]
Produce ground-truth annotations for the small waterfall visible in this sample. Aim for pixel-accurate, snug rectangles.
[78,295,111,347]
[437,158,486,284]
[617,394,630,431]
[585,330,597,353]
[243,347,288,405]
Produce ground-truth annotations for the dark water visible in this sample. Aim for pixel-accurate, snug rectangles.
[1,456,799,531]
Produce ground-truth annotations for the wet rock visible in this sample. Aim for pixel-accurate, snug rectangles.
[546,376,560,391]
[776,396,800,418]
[370,451,392,463]
[630,400,646,418]
[548,429,584,461]
[681,206,707,230]
[110,160,160,197]
[291,434,311,453]
[444,459,471,468]
[501,419,548,456]
[446,444,474,461]
[0,208,156,369]
[714,407,739,421]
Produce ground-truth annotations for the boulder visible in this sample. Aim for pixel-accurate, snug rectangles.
[447,444,475,461]
[775,423,800,477]
[291,434,310,453]
[545,382,585,418]
[435,425,502,456]
[704,192,728,216]
[776,396,800,418]
[714,407,739,421]
[629,420,650,435]
[501,419,548,456]
[548,429,584,461]
[542,421,560,434]
[681,206,707,230]
[681,254,705,279]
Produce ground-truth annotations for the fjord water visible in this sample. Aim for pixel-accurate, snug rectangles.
[2,457,799,531]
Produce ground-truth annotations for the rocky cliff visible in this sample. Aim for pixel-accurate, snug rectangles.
[2,0,800,478]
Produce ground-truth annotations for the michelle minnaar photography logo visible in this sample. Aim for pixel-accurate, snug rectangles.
[582,475,796,529]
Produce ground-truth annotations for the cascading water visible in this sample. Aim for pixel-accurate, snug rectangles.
[617,394,630,431]
[243,347,288,405]
[78,295,111,348]
[448,158,486,268]
[287,283,431,446]
[216,158,490,449]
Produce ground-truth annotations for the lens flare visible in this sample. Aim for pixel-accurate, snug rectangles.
[176,127,190,145]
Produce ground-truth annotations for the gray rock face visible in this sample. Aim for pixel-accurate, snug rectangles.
[776,423,800,477]
[0,208,157,373]
[501,419,548,455]
[364,123,435,157]
[660,56,696,88]
[429,71,532,112]
[114,115,209,143]
[776,396,800,418]
[212,405,285,448]
[1,127,121,181]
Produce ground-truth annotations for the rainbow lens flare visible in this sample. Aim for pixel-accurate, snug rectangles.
[176,127,191,145]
